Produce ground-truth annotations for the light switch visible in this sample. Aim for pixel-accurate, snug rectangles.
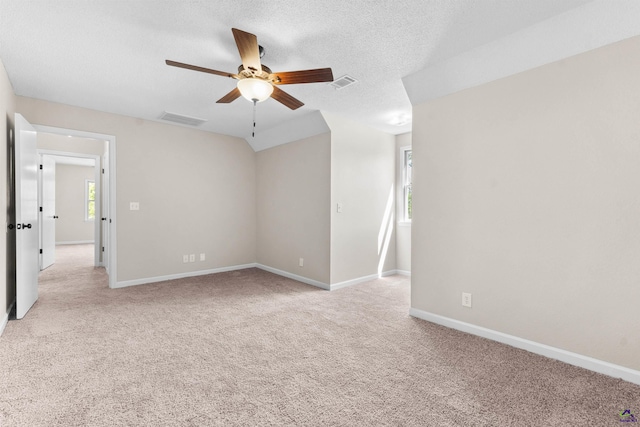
[337,203,343,213]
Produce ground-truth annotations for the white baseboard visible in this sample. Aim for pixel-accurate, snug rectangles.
[331,273,378,290]
[396,269,411,277]
[330,270,402,290]
[256,264,330,290]
[111,264,407,294]
[1,300,14,337]
[254,266,403,291]
[410,307,640,386]
[0,311,8,337]
[113,263,258,289]
[56,240,95,245]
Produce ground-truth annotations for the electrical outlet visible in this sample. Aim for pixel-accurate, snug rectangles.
[337,203,343,213]
[462,292,472,308]
[130,202,140,211]
[189,254,195,263]
[199,253,205,261]
[299,258,304,267]
[182,255,189,263]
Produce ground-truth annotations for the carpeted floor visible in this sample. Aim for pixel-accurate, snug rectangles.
[0,244,638,426]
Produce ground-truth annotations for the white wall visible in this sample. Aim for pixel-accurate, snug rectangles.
[256,133,331,284]
[411,36,640,371]
[395,133,411,274]
[324,112,396,285]
[55,164,95,243]
[17,97,256,284]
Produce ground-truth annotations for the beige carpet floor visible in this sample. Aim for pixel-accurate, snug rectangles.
[1,244,638,426]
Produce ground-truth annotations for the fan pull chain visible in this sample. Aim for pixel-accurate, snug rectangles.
[252,99,257,138]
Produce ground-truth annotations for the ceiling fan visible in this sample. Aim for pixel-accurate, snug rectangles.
[166,28,334,110]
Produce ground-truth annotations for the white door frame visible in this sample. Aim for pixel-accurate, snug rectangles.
[33,125,117,289]
[37,151,101,267]
[38,154,57,270]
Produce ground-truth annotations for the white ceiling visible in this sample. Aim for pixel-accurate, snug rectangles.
[0,0,625,146]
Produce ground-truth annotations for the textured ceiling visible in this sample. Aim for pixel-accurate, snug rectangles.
[0,0,598,143]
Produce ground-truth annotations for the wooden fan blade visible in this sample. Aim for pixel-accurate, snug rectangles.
[166,60,236,78]
[270,68,334,85]
[271,86,304,110]
[232,28,261,73]
[216,87,241,104]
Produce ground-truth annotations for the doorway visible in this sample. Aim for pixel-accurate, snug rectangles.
[38,152,101,269]
[33,125,117,288]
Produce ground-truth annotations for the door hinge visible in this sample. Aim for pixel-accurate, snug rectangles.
[39,164,43,170]
[102,247,105,252]
[102,168,105,174]
[39,207,43,212]
[39,249,43,254]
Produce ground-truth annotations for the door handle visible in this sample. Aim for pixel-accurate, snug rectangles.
[21,223,32,229]
[101,217,107,221]
[53,216,59,219]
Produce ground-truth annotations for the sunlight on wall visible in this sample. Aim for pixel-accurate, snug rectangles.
[377,186,394,276]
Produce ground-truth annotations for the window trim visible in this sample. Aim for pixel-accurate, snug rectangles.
[402,147,412,223]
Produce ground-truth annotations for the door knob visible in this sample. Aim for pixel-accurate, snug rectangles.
[53,215,59,219]
[22,223,32,229]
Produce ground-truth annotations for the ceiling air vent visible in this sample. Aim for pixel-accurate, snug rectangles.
[159,111,207,127]
[329,75,358,90]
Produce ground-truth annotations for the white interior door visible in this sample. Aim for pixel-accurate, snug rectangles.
[41,155,56,270]
[15,113,39,319]
[102,148,109,270]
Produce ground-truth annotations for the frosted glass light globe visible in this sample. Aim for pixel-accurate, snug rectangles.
[237,78,274,102]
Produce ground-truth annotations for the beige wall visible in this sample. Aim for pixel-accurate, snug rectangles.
[17,97,256,283]
[395,133,411,273]
[256,133,331,284]
[1,58,16,319]
[324,113,396,285]
[411,36,640,371]
[55,164,95,243]
[38,132,105,156]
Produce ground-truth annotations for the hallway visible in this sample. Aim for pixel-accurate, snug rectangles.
[39,244,109,295]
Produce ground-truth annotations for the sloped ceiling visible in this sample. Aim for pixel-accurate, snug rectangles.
[2,0,633,150]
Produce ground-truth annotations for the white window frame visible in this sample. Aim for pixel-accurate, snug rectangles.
[402,147,412,222]
[85,179,96,221]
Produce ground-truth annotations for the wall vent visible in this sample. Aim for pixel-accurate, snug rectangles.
[159,111,207,127]
[329,75,358,90]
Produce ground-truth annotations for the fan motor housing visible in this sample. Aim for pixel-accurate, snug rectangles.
[238,64,272,80]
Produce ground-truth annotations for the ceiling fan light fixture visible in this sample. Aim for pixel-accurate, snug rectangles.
[237,78,273,103]
[166,28,332,110]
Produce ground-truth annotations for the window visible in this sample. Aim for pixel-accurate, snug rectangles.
[403,148,412,221]
[85,180,95,221]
